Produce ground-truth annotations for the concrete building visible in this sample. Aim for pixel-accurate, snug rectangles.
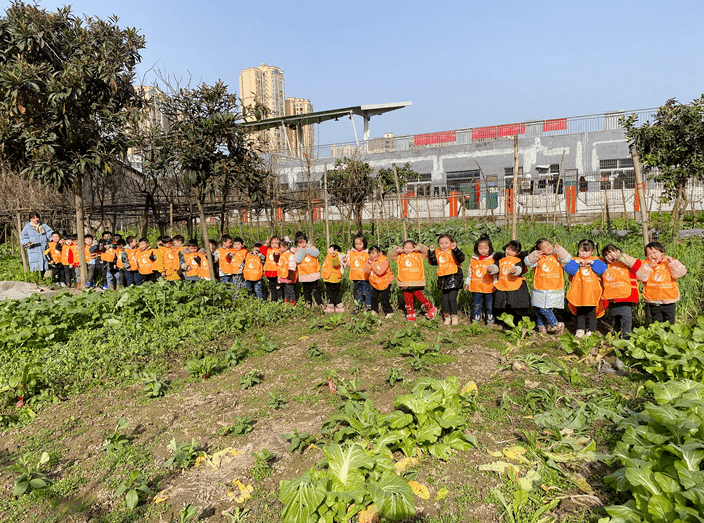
[284,97,314,156]
[368,132,395,154]
[239,64,286,151]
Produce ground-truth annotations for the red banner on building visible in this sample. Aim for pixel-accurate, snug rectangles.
[472,123,525,140]
[543,118,567,132]
[413,131,456,146]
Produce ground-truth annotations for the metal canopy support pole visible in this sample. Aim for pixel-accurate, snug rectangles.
[363,115,370,152]
[297,125,304,159]
[281,121,295,157]
[350,111,360,148]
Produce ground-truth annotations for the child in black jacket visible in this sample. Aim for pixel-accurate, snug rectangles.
[428,234,466,325]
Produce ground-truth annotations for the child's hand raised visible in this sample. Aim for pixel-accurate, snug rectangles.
[428,245,435,252]
[451,241,457,250]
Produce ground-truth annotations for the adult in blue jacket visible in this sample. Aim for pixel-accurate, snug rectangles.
[20,212,54,274]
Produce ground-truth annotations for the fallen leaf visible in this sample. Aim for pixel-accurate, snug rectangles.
[195,447,241,470]
[408,480,430,499]
[478,461,519,475]
[153,494,168,504]
[518,469,541,491]
[395,457,419,473]
[460,380,478,396]
[434,487,449,501]
[298,335,310,340]
[524,380,540,389]
[488,450,503,458]
[358,504,381,523]
[565,472,594,494]
[503,445,530,463]
[227,479,253,503]
[512,361,529,372]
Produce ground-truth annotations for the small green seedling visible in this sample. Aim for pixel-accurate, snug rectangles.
[103,417,130,453]
[220,415,254,436]
[179,503,199,522]
[224,341,246,367]
[282,429,316,453]
[239,370,262,390]
[138,372,167,398]
[223,507,251,522]
[10,451,51,497]
[249,449,275,481]
[114,469,153,511]
[162,438,202,469]
[306,344,324,359]
[386,367,406,387]
[266,392,287,410]
[184,355,219,379]
[255,333,279,353]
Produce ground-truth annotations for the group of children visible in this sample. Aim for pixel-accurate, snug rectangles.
[464,234,687,338]
[45,228,687,336]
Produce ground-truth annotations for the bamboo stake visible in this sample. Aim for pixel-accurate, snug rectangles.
[415,190,421,242]
[630,145,650,245]
[323,163,331,248]
[392,163,407,240]
[552,149,566,230]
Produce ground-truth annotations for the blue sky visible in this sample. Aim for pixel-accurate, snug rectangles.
[6,0,704,146]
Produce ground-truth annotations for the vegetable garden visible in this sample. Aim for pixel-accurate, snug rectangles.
[0,221,702,523]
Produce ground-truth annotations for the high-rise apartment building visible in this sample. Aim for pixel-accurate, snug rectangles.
[285,97,314,157]
[239,63,286,151]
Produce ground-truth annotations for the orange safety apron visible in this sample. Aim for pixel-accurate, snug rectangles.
[602,261,633,301]
[277,251,296,281]
[436,250,459,277]
[136,249,156,275]
[125,247,139,271]
[263,247,279,272]
[217,248,237,275]
[397,252,424,284]
[160,247,180,280]
[61,245,72,265]
[297,253,320,276]
[643,260,680,302]
[469,257,495,293]
[243,253,263,281]
[533,254,564,291]
[348,250,369,281]
[566,257,606,317]
[321,253,342,281]
[48,242,63,263]
[495,256,523,291]
[369,254,394,290]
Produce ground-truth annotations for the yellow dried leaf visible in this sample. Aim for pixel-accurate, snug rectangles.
[358,504,381,523]
[566,472,594,494]
[434,487,449,501]
[478,461,520,475]
[153,495,168,504]
[227,479,253,503]
[298,335,310,340]
[195,447,240,469]
[460,380,478,396]
[408,480,430,499]
[488,450,503,458]
[503,445,530,463]
[395,457,419,473]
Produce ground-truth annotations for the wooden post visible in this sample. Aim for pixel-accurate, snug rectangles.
[511,135,519,240]
[476,161,495,224]
[323,163,330,248]
[605,190,612,232]
[15,213,28,273]
[415,190,421,242]
[630,145,649,245]
[169,203,173,237]
[552,149,566,230]
[392,163,407,240]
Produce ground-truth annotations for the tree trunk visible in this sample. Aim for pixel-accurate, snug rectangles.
[75,176,88,287]
[196,192,217,281]
[15,213,28,274]
[630,144,650,245]
[392,163,407,240]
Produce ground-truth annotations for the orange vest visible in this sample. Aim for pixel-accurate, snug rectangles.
[298,253,320,276]
[348,250,369,281]
[533,254,564,291]
[217,247,237,275]
[277,250,296,281]
[48,242,63,263]
[182,251,210,279]
[643,260,680,302]
[61,244,73,265]
[83,246,92,264]
[321,253,342,281]
[263,247,279,272]
[369,255,394,290]
[397,252,424,284]
[566,257,603,307]
[160,246,180,280]
[116,248,126,269]
[469,257,495,293]
[243,253,263,281]
[136,249,157,275]
[436,250,459,277]
[495,256,523,291]
[602,261,634,300]
[125,247,139,270]
[100,246,116,263]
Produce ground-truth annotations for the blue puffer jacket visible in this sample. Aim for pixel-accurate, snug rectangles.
[20,222,54,272]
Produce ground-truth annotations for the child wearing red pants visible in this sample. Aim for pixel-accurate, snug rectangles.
[389,240,438,321]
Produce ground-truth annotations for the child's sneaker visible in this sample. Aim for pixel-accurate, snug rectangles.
[385,313,394,319]
[425,306,438,320]
[451,315,459,325]
[335,304,345,313]
[552,322,565,335]
[486,321,496,328]
[406,313,416,321]
[324,304,334,313]
[538,326,547,334]
[443,314,451,325]
[575,329,585,339]
[370,310,377,316]
[585,330,593,337]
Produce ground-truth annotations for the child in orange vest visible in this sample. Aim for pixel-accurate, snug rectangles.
[277,240,298,304]
[564,239,607,338]
[525,238,572,334]
[428,234,465,325]
[601,244,642,339]
[135,237,162,284]
[364,245,395,317]
[122,236,140,286]
[295,235,323,307]
[242,242,266,299]
[46,231,65,286]
[464,234,498,326]
[179,239,210,282]
[636,241,687,325]
[321,244,344,313]
[389,240,438,321]
[261,236,282,301]
[488,240,530,327]
[343,234,372,313]
[61,236,77,288]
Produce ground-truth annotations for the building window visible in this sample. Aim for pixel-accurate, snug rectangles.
[503,167,524,176]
